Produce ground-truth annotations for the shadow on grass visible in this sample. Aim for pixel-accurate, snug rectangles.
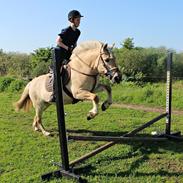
[75,145,183,179]
[67,129,183,179]
[67,129,130,136]
[47,128,130,137]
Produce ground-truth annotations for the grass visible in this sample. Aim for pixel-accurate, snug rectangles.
[1,83,183,182]
[99,80,183,110]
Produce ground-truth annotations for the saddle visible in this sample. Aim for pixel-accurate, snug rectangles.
[45,64,79,104]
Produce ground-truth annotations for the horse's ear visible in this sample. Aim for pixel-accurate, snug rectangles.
[108,43,115,50]
[103,43,108,50]
[111,43,115,49]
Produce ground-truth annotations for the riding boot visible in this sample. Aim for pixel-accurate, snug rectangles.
[49,81,56,102]
[49,65,63,103]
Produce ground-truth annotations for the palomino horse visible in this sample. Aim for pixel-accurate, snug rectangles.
[15,41,122,136]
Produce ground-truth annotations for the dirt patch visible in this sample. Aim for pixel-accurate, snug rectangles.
[112,103,183,115]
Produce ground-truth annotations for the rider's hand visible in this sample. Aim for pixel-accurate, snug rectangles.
[67,46,74,53]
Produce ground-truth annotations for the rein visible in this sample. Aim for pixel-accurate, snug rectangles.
[71,53,98,77]
[69,62,98,92]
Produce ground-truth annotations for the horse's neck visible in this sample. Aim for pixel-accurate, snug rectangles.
[70,50,99,72]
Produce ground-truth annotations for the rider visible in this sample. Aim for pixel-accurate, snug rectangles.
[50,10,83,102]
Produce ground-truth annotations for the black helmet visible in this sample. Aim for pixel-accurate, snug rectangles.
[68,10,83,21]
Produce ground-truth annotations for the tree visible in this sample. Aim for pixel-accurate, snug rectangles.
[0,53,8,76]
[30,47,52,77]
[121,37,134,50]
[5,52,31,79]
[31,47,52,68]
[114,43,169,82]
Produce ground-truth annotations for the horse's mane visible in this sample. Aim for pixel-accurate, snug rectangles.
[73,40,103,55]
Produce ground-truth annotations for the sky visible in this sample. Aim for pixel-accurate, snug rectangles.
[0,0,183,53]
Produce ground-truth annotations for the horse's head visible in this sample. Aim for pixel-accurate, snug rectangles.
[70,41,122,83]
[97,43,122,84]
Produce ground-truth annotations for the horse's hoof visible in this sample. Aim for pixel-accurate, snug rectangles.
[87,112,96,120]
[101,103,107,111]
[87,112,95,121]
[34,127,39,131]
[87,116,92,120]
[102,101,111,111]
[44,131,51,136]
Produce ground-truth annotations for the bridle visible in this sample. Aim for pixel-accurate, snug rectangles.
[99,51,118,79]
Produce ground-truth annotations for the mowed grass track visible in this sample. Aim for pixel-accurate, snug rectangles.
[1,90,183,183]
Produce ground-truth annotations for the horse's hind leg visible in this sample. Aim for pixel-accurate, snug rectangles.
[33,117,39,131]
[33,104,51,136]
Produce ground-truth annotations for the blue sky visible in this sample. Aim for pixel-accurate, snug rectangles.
[1,0,183,53]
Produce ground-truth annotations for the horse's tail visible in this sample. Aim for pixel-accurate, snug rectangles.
[14,82,32,112]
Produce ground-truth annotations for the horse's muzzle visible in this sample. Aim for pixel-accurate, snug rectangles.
[112,72,122,84]
[113,75,122,84]
[105,71,122,84]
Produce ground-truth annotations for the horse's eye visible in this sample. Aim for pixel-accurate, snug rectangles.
[105,58,110,62]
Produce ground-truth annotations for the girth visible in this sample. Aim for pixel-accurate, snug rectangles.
[61,65,80,104]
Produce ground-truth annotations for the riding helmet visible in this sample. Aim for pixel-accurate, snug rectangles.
[68,10,83,21]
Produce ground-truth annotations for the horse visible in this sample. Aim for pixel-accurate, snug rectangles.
[14,40,122,136]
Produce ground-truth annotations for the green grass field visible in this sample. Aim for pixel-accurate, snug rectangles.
[1,82,183,183]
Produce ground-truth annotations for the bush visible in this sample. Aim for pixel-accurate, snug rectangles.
[31,61,50,77]
[8,79,27,92]
[0,77,15,92]
[0,77,28,92]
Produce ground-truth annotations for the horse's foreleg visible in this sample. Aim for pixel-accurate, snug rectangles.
[94,84,112,111]
[74,90,99,120]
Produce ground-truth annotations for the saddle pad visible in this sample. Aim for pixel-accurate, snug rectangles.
[45,65,71,93]
[45,73,54,92]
